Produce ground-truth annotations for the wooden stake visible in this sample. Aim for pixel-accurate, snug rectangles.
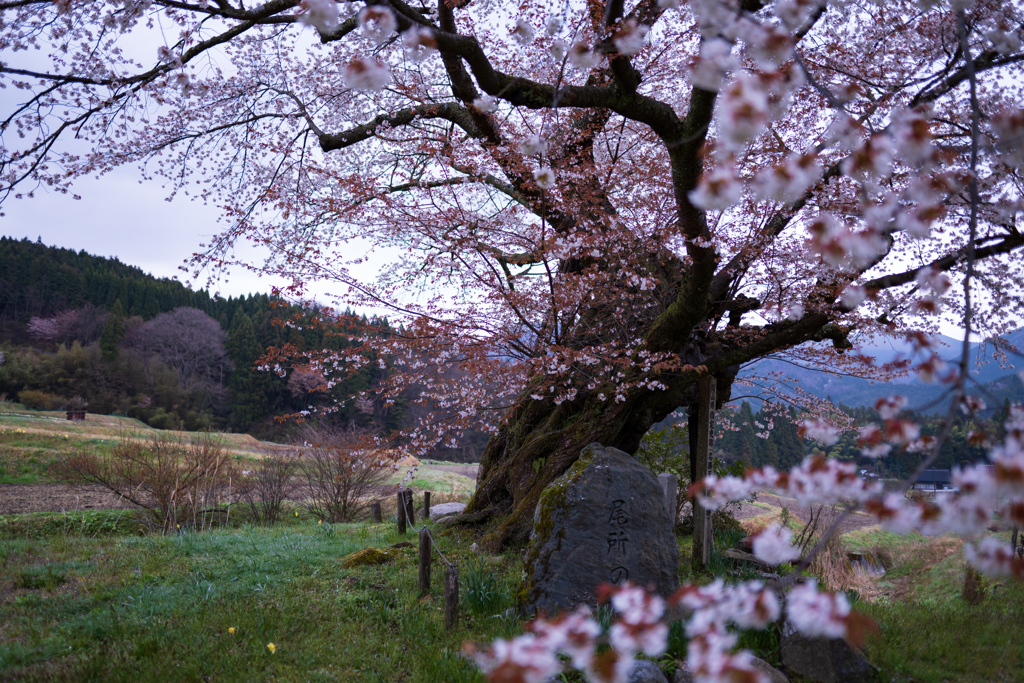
[418,527,431,596]
[371,501,382,523]
[396,492,407,534]
[692,375,716,570]
[444,566,459,632]
[423,491,431,520]
[403,489,415,526]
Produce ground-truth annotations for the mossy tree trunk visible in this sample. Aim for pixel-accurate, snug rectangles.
[466,371,736,551]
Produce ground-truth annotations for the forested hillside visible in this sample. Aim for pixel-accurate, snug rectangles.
[713,401,998,476]
[0,238,401,439]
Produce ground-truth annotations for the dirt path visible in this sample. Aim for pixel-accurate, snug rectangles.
[0,463,480,516]
[0,483,133,515]
[730,493,876,535]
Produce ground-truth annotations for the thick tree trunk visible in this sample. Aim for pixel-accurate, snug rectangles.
[466,371,736,550]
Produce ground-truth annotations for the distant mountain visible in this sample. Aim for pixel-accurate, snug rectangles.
[738,328,1024,415]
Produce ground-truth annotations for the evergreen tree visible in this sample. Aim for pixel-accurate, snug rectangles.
[99,299,125,362]
[227,311,268,429]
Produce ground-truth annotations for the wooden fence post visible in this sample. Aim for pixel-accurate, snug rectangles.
[423,491,431,521]
[444,566,459,632]
[371,501,382,523]
[419,528,431,596]
[692,375,716,571]
[396,491,407,534]
[403,489,415,526]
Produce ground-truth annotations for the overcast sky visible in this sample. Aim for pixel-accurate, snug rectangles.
[1,166,288,301]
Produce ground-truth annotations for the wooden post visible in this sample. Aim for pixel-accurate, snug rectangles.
[444,566,459,632]
[403,489,415,526]
[692,375,716,571]
[423,491,431,521]
[418,527,431,596]
[396,491,407,534]
[371,501,382,523]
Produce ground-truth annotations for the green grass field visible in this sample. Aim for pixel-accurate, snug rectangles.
[0,519,516,681]
[3,404,1024,682]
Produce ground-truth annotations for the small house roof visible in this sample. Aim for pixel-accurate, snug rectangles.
[918,468,952,484]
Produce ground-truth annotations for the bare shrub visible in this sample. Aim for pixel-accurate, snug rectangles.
[237,452,298,525]
[297,423,395,523]
[795,503,853,592]
[59,430,236,533]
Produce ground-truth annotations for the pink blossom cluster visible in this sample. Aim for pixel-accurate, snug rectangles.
[471,579,863,683]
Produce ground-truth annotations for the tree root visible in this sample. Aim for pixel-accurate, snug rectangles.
[436,506,498,529]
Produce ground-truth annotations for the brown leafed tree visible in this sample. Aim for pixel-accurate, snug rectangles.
[2,0,1023,548]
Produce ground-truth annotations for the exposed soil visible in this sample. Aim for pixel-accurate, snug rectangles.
[0,463,481,516]
[0,483,133,515]
[730,493,876,535]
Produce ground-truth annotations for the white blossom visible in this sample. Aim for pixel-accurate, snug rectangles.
[344,58,391,91]
[840,284,867,309]
[569,41,600,70]
[402,27,438,62]
[690,38,736,92]
[612,19,648,56]
[798,418,839,445]
[534,167,556,189]
[472,95,498,114]
[752,523,801,565]
[298,0,339,33]
[358,7,397,45]
[787,580,850,639]
[689,164,742,210]
[520,135,548,157]
[717,74,770,149]
[513,18,535,45]
[775,0,823,29]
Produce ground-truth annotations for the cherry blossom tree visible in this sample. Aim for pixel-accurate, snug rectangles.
[2,0,1024,559]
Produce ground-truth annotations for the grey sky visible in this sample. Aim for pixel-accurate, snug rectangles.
[0,166,286,300]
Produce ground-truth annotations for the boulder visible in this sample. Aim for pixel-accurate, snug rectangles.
[428,502,466,521]
[750,656,790,683]
[523,443,679,616]
[673,656,788,683]
[339,547,401,568]
[672,663,693,683]
[781,620,877,683]
[628,659,668,683]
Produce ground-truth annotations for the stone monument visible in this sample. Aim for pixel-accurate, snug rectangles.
[522,443,679,615]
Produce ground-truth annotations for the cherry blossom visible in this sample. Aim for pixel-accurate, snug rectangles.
[751,523,801,565]
[402,27,438,62]
[717,74,770,149]
[689,165,743,210]
[358,7,397,45]
[798,418,839,446]
[344,58,391,91]
[690,39,736,92]
[612,20,648,56]
[786,580,850,639]
[513,18,535,46]
[533,167,556,190]
[470,633,562,683]
[298,0,339,34]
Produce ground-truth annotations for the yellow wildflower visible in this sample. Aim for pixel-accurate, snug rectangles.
[267,643,276,653]
[229,627,236,634]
